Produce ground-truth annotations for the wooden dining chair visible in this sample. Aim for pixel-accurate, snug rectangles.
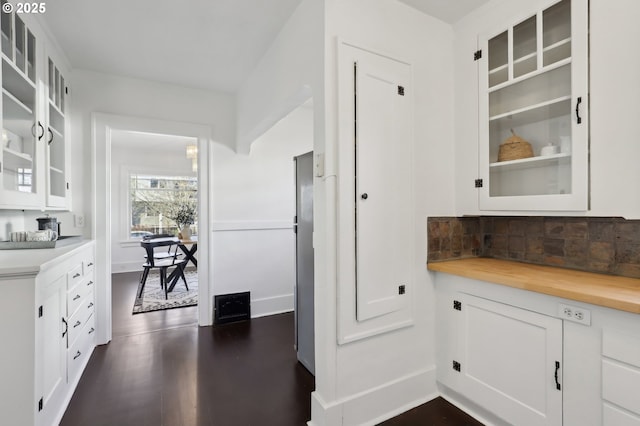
[139,237,189,300]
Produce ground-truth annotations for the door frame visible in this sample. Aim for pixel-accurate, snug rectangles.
[92,113,213,344]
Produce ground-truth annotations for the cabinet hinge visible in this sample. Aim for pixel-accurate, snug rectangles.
[38,397,43,411]
[453,300,462,311]
[453,360,461,372]
[66,182,69,190]
[397,85,405,96]
[38,305,43,318]
[65,86,69,95]
[474,178,483,188]
[398,285,406,295]
[474,50,482,61]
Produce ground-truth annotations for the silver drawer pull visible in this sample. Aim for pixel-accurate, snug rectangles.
[87,262,94,267]
[88,327,95,334]
[73,294,81,301]
[73,351,81,360]
[87,281,94,286]
[74,320,81,328]
[73,273,80,279]
[87,302,94,309]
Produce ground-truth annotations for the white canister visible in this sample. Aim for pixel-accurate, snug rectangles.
[540,143,560,156]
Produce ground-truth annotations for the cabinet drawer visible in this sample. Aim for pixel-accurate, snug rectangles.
[67,276,91,317]
[67,264,83,289]
[602,359,640,416]
[604,403,640,426]
[603,329,640,368]
[83,255,95,277]
[67,285,86,318]
[67,293,93,347]
[68,314,95,383]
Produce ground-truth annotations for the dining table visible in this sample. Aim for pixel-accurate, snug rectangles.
[178,236,198,267]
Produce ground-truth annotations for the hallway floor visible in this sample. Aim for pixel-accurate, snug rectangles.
[60,273,482,425]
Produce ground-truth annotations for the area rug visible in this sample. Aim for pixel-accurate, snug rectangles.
[132,270,198,314]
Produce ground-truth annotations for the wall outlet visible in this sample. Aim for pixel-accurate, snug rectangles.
[74,214,85,228]
[558,303,591,326]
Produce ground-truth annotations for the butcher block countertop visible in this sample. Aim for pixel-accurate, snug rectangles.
[428,257,640,314]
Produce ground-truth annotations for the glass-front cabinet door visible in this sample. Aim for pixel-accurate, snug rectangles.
[46,56,68,208]
[478,0,588,211]
[0,1,42,208]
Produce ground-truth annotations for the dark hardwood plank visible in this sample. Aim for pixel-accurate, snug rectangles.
[62,273,483,425]
[62,313,315,426]
[112,271,197,337]
[379,397,484,425]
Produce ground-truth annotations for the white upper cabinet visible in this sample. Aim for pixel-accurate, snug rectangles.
[477,0,588,211]
[0,4,42,208]
[0,5,71,210]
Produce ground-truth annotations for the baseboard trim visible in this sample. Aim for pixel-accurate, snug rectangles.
[112,261,142,274]
[438,383,506,426]
[250,293,294,318]
[310,366,437,426]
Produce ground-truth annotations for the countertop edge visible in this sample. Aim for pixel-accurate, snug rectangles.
[0,239,95,278]
[428,258,640,315]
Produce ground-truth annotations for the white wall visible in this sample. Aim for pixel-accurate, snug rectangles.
[70,69,236,237]
[311,1,455,424]
[0,210,26,241]
[212,104,313,317]
[236,0,324,155]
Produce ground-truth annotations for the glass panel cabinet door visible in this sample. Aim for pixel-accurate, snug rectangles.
[46,57,68,208]
[0,1,42,208]
[478,0,588,211]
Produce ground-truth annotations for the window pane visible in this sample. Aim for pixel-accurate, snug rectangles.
[129,173,197,239]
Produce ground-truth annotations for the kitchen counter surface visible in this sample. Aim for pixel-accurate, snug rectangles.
[428,257,640,314]
[0,238,93,277]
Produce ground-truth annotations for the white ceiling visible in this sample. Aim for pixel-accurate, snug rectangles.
[43,0,488,94]
[43,0,304,93]
[397,0,490,24]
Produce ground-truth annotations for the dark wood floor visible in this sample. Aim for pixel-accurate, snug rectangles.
[112,271,198,338]
[61,273,482,426]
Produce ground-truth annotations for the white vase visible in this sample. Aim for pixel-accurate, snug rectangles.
[180,225,192,240]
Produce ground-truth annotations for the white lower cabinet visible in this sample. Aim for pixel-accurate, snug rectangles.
[453,294,563,426]
[0,241,95,426]
[435,274,640,426]
[36,273,67,422]
[601,329,640,425]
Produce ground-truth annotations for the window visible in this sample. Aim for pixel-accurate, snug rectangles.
[17,168,32,192]
[129,173,197,239]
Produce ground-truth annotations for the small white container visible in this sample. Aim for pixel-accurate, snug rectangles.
[540,143,560,156]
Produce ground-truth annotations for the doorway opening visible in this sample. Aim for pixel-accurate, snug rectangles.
[110,130,199,337]
[92,113,212,346]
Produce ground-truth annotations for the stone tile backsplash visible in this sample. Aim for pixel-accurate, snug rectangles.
[427,216,640,279]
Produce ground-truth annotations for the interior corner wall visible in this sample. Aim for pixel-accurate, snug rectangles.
[212,104,313,318]
[235,0,324,155]
[311,0,455,424]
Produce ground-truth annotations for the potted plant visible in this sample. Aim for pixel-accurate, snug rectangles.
[172,204,196,240]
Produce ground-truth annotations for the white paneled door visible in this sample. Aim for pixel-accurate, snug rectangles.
[353,50,412,322]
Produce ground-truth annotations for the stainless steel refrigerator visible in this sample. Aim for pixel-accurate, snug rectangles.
[294,151,314,375]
